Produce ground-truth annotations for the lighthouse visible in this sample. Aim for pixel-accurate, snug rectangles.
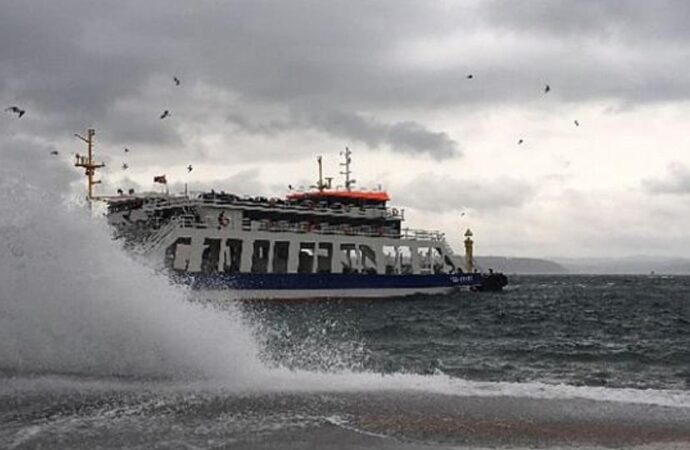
[464,228,474,273]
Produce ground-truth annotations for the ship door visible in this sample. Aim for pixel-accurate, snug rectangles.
[298,243,316,273]
[272,241,290,273]
[167,237,192,271]
[201,238,221,273]
[359,244,377,274]
[251,240,270,273]
[316,243,333,273]
[223,239,242,273]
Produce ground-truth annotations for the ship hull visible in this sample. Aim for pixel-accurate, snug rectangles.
[175,272,481,299]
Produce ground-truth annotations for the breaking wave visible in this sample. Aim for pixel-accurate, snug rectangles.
[1,155,689,412]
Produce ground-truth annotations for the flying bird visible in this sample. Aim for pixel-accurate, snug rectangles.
[466,74,474,79]
[122,163,129,170]
[173,76,180,86]
[187,164,193,173]
[544,84,551,94]
[124,147,130,153]
[5,106,25,118]
[160,110,171,119]
[518,139,524,145]
[574,120,580,127]
[50,150,59,156]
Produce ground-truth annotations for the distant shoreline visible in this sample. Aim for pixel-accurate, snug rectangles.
[477,256,690,275]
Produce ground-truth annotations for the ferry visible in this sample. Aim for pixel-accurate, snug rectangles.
[75,129,507,299]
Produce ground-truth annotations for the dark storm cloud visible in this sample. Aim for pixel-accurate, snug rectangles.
[642,162,690,194]
[3,0,690,166]
[227,109,460,160]
[303,110,459,160]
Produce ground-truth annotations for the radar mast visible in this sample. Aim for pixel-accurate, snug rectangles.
[74,128,105,201]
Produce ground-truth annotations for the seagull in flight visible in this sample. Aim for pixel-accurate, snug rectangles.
[50,150,59,156]
[574,120,580,127]
[518,139,524,145]
[5,106,25,118]
[173,76,181,86]
[124,147,130,153]
[122,163,129,170]
[544,84,551,94]
[160,110,171,119]
[187,164,193,173]
[466,74,474,79]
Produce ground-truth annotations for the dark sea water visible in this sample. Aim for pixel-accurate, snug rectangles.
[3,275,690,449]
[248,275,690,391]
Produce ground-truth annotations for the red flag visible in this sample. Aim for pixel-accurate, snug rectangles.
[153,175,167,184]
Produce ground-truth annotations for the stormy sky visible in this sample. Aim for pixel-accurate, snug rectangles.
[3,0,690,258]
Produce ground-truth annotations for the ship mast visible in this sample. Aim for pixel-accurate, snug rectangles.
[314,156,333,191]
[74,128,105,201]
[339,147,356,191]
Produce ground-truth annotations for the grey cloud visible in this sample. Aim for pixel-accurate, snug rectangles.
[481,0,690,42]
[168,168,266,197]
[3,0,690,169]
[303,109,459,160]
[642,162,690,194]
[0,136,79,195]
[396,174,535,212]
[227,109,460,160]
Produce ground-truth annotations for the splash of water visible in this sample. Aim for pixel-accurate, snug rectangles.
[0,163,262,383]
[1,154,688,411]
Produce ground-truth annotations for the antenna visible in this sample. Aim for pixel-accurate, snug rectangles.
[317,155,325,191]
[339,146,356,191]
[74,128,105,201]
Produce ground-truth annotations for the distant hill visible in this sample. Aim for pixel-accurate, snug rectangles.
[554,256,690,275]
[475,256,567,274]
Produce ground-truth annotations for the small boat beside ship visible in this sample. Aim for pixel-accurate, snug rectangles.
[75,129,507,299]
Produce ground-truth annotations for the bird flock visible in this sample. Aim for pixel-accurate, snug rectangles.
[4,75,195,183]
[464,76,579,145]
[5,74,580,184]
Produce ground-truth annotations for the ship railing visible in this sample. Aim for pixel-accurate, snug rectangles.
[170,214,446,244]
[234,219,447,241]
[139,218,182,253]
[237,218,400,238]
[141,196,194,212]
[195,194,402,219]
[400,227,446,242]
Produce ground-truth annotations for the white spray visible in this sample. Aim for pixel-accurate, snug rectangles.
[0,156,263,383]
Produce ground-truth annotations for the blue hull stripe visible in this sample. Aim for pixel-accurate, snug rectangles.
[177,272,482,291]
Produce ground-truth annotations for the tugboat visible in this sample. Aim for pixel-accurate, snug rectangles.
[75,129,507,299]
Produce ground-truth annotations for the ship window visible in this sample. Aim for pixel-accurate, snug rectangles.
[272,241,290,274]
[383,246,397,274]
[431,248,444,274]
[251,240,270,273]
[316,243,333,273]
[297,242,315,274]
[398,246,413,274]
[224,239,242,273]
[359,244,377,274]
[417,247,432,274]
[166,237,192,271]
[339,243,358,273]
[201,238,221,273]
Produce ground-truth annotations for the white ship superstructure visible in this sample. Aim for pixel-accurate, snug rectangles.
[75,129,506,299]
